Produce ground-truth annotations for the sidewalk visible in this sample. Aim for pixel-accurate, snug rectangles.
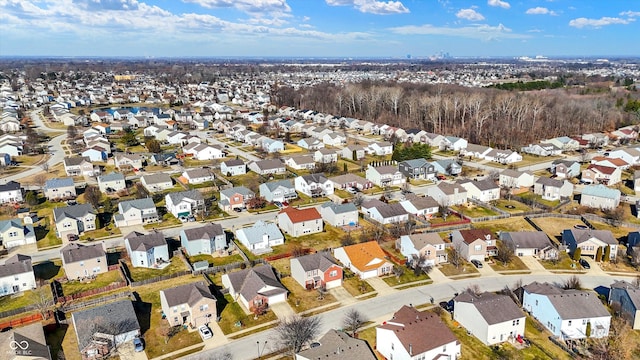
[365,277,397,296]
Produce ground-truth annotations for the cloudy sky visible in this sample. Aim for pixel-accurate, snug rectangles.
[1,0,638,58]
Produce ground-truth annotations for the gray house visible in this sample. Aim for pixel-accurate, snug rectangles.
[97,172,126,194]
[180,223,227,256]
[551,160,581,179]
[431,159,462,176]
[320,202,359,227]
[259,179,298,203]
[398,158,436,180]
[140,173,173,193]
[44,178,76,200]
[500,231,558,259]
[533,177,574,201]
[609,280,640,330]
[114,198,159,227]
[53,204,97,241]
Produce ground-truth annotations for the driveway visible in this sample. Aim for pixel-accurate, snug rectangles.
[519,256,550,274]
[202,321,229,350]
[475,261,498,276]
[116,341,148,360]
[328,286,356,305]
[428,266,450,284]
[365,277,396,296]
[270,301,296,319]
[581,256,607,275]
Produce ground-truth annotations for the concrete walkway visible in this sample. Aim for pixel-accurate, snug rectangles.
[428,267,451,284]
[328,286,357,305]
[270,301,296,319]
[520,256,550,274]
[202,321,229,350]
[365,277,396,296]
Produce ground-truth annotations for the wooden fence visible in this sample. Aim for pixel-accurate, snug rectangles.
[60,291,134,312]
[129,270,192,287]
[0,301,54,320]
[55,282,127,303]
[0,311,52,331]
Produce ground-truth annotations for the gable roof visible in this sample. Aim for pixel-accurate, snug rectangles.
[525,284,610,320]
[226,265,287,301]
[72,300,140,351]
[161,281,216,308]
[251,159,284,171]
[222,158,245,167]
[403,233,444,249]
[119,198,156,212]
[581,184,621,199]
[44,177,74,189]
[278,206,322,223]
[98,172,125,183]
[0,254,32,278]
[183,168,213,179]
[262,179,294,192]
[125,231,167,252]
[141,173,173,185]
[0,180,21,192]
[53,204,95,222]
[182,223,224,241]
[301,173,329,184]
[502,231,553,249]
[296,330,376,360]
[340,241,389,272]
[63,156,91,166]
[564,229,617,245]
[61,243,105,264]
[167,190,204,204]
[236,221,283,245]
[293,252,340,272]
[220,186,254,198]
[0,322,52,360]
[456,229,494,244]
[321,201,358,214]
[454,292,524,325]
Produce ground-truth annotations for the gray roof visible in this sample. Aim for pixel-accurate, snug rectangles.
[161,281,216,308]
[61,243,105,264]
[502,231,553,249]
[222,158,244,167]
[0,218,23,232]
[501,169,527,178]
[534,287,610,320]
[141,173,173,185]
[362,200,407,218]
[97,172,125,183]
[0,322,52,360]
[251,159,284,170]
[64,156,91,166]
[184,168,213,179]
[321,201,358,214]
[226,264,287,302]
[371,165,399,175]
[262,179,294,192]
[610,280,640,309]
[119,198,156,212]
[436,181,467,195]
[329,173,371,186]
[125,231,167,252]
[72,299,140,351]
[182,223,224,242]
[581,184,621,200]
[405,196,439,210]
[296,330,376,360]
[44,177,74,189]
[0,254,32,278]
[535,176,564,188]
[292,252,340,272]
[454,292,524,325]
[458,178,498,191]
[236,221,283,245]
[399,158,429,168]
[403,233,444,249]
[167,190,204,204]
[301,173,329,184]
[565,229,617,245]
[0,180,21,192]
[53,204,96,222]
[220,186,254,199]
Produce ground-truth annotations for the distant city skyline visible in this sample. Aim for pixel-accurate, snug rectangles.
[1,0,639,58]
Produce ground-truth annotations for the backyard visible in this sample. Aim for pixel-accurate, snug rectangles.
[60,270,123,296]
[187,253,245,267]
[493,199,532,214]
[450,204,500,219]
[530,217,587,244]
[477,216,536,234]
[125,256,190,282]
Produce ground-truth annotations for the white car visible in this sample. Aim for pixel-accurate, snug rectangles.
[199,325,213,340]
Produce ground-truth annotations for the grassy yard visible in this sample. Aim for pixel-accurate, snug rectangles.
[523,316,573,360]
[531,217,587,244]
[33,259,65,281]
[356,326,385,360]
[589,220,636,241]
[476,216,536,234]
[438,262,479,277]
[126,257,189,282]
[217,294,278,335]
[47,322,81,360]
[268,225,347,257]
[79,226,121,240]
[539,252,579,270]
[451,204,499,218]
[599,255,639,273]
[14,154,46,166]
[61,270,123,296]
[143,213,182,229]
[382,270,431,287]
[0,288,52,312]
[517,192,560,208]
[489,256,530,272]
[494,199,532,213]
[36,225,62,249]
[282,277,337,313]
[187,253,245,267]
[343,273,375,297]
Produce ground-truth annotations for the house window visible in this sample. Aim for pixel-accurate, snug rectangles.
[200,304,209,311]
[474,245,482,251]
[80,261,84,266]
[173,307,178,313]
[583,319,587,325]
[391,343,394,350]
[9,231,17,237]
[568,320,572,326]
[97,258,101,263]
[14,276,18,281]
[427,250,431,256]
[329,270,337,277]
[63,223,72,228]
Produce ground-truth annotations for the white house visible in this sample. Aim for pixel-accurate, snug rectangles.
[165,190,205,218]
[320,202,359,227]
[220,159,246,176]
[458,179,500,203]
[0,254,36,296]
[124,231,170,268]
[235,221,284,255]
[294,173,334,197]
[365,164,406,187]
[277,206,323,237]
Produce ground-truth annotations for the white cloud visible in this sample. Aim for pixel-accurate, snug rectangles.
[456,8,484,21]
[302,16,310,21]
[620,11,640,18]
[183,0,291,14]
[326,0,409,15]
[487,0,510,9]
[389,23,529,40]
[569,16,635,28]
[526,7,556,16]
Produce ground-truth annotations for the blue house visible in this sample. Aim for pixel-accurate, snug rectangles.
[262,138,284,153]
[180,223,226,256]
[0,153,11,166]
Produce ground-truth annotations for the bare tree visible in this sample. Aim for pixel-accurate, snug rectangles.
[41,162,50,173]
[342,309,365,337]
[30,286,52,320]
[449,243,463,269]
[84,185,102,209]
[33,173,47,193]
[465,284,482,295]
[341,231,355,246]
[495,241,515,266]
[392,265,405,281]
[275,316,322,355]
[352,193,364,207]
[563,275,582,290]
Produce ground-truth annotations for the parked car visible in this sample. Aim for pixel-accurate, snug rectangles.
[471,259,483,268]
[233,207,242,213]
[579,259,590,269]
[199,325,213,340]
[273,201,283,208]
[179,216,188,223]
[346,188,357,194]
[133,337,144,352]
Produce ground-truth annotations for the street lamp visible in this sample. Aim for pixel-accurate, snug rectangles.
[257,340,268,359]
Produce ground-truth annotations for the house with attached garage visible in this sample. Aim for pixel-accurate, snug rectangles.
[221,264,288,311]
[608,280,640,330]
[367,141,393,156]
[60,242,107,280]
[114,153,144,171]
[97,172,126,194]
[313,148,338,164]
[297,137,324,150]
[329,173,373,191]
[218,186,254,212]
[235,220,284,254]
[277,206,323,237]
[294,173,334,197]
[320,202,358,227]
[396,233,447,266]
[333,241,393,279]
[485,149,522,164]
[53,204,96,241]
[290,252,343,290]
[361,199,409,224]
[581,164,622,185]
[457,178,499,203]
[261,138,284,153]
[296,329,377,360]
[591,156,630,171]
[398,158,436,180]
[182,143,224,161]
[0,181,23,204]
[220,158,246,176]
[454,291,526,345]
[533,177,573,201]
[322,132,346,146]
[44,178,76,200]
[551,159,581,179]
[113,198,159,227]
[124,231,170,268]
[461,143,492,159]
[499,169,535,190]
[248,159,286,175]
[431,158,462,176]
[365,164,406,187]
[63,156,99,177]
[140,173,173,193]
[180,223,226,256]
[0,254,36,296]
[81,146,108,162]
[580,184,621,210]
[180,168,214,184]
[376,305,461,360]
[605,148,640,166]
[522,282,611,340]
[259,179,297,203]
[562,228,618,260]
[160,282,217,328]
[444,136,468,151]
[450,228,497,261]
[500,231,558,259]
[541,136,580,151]
[284,154,316,171]
[341,144,366,161]
[165,190,205,219]
[399,195,439,219]
[0,218,35,248]
[521,143,562,157]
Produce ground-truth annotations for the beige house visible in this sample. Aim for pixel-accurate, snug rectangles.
[451,229,497,262]
[60,242,107,280]
[396,233,448,266]
[160,282,217,328]
[53,204,97,241]
[277,206,323,237]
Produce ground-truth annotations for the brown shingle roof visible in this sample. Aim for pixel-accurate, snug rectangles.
[457,229,494,245]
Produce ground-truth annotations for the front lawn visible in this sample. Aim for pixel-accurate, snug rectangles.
[126,257,189,282]
[489,256,530,272]
[382,270,431,286]
[267,225,347,257]
[539,252,578,270]
[438,262,479,277]
[61,270,123,296]
[79,226,121,241]
[217,294,278,335]
[143,213,181,229]
[282,277,337,313]
[342,272,375,297]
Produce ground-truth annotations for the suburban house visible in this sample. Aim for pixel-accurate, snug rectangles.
[63,156,99,177]
[160,282,217,328]
[398,158,436,180]
[313,148,338,164]
[500,231,558,259]
[367,141,393,156]
[454,291,526,345]
[499,169,535,190]
[541,136,580,151]
[591,156,630,170]
[294,173,334,197]
[277,206,323,237]
[218,186,255,212]
[431,159,462,176]
[377,305,460,360]
[220,159,246,176]
[361,199,409,224]
[140,173,173,193]
[296,330,377,360]
[396,233,447,266]
[290,252,343,290]
[165,190,204,218]
[235,220,284,254]
[562,229,618,260]
[606,148,640,166]
[365,164,406,187]
[426,181,468,206]
[580,184,621,210]
[522,282,611,340]
[399,195,439,219]
[521,143,562,157]
[329,173,373,191]
[322,132,346,146]
[60,242,107,280]
[259,179,297,203]
[551,160,581,179]
[0,218,36,248]
[485,149,522,164]
[248,159,286,175]
[320,202,359,227]
[450,229,497,261]
[72,300,140,360]
[341,144,366,161]
[124,231,170,268]
[182,143,224,160]
[97,172,126,194]
[0,180,23,203]
[581,164,622,185]
[0,322,52,360]
[284,154,316,171]
[461,143,492,159]
[44,178,76,200]
[0,254,36,296]
[53,204,97,241]
[114,153,144,170]
[180,168,215,184]
[221,264,288,312]
[533,177,574,201]
[445,136,468,151]
[333,241,393,279]
[113,198,159,227]
[608,280,640,330]
[180,223,226,256]
[297,137,324,150]
[458,178,500,203]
